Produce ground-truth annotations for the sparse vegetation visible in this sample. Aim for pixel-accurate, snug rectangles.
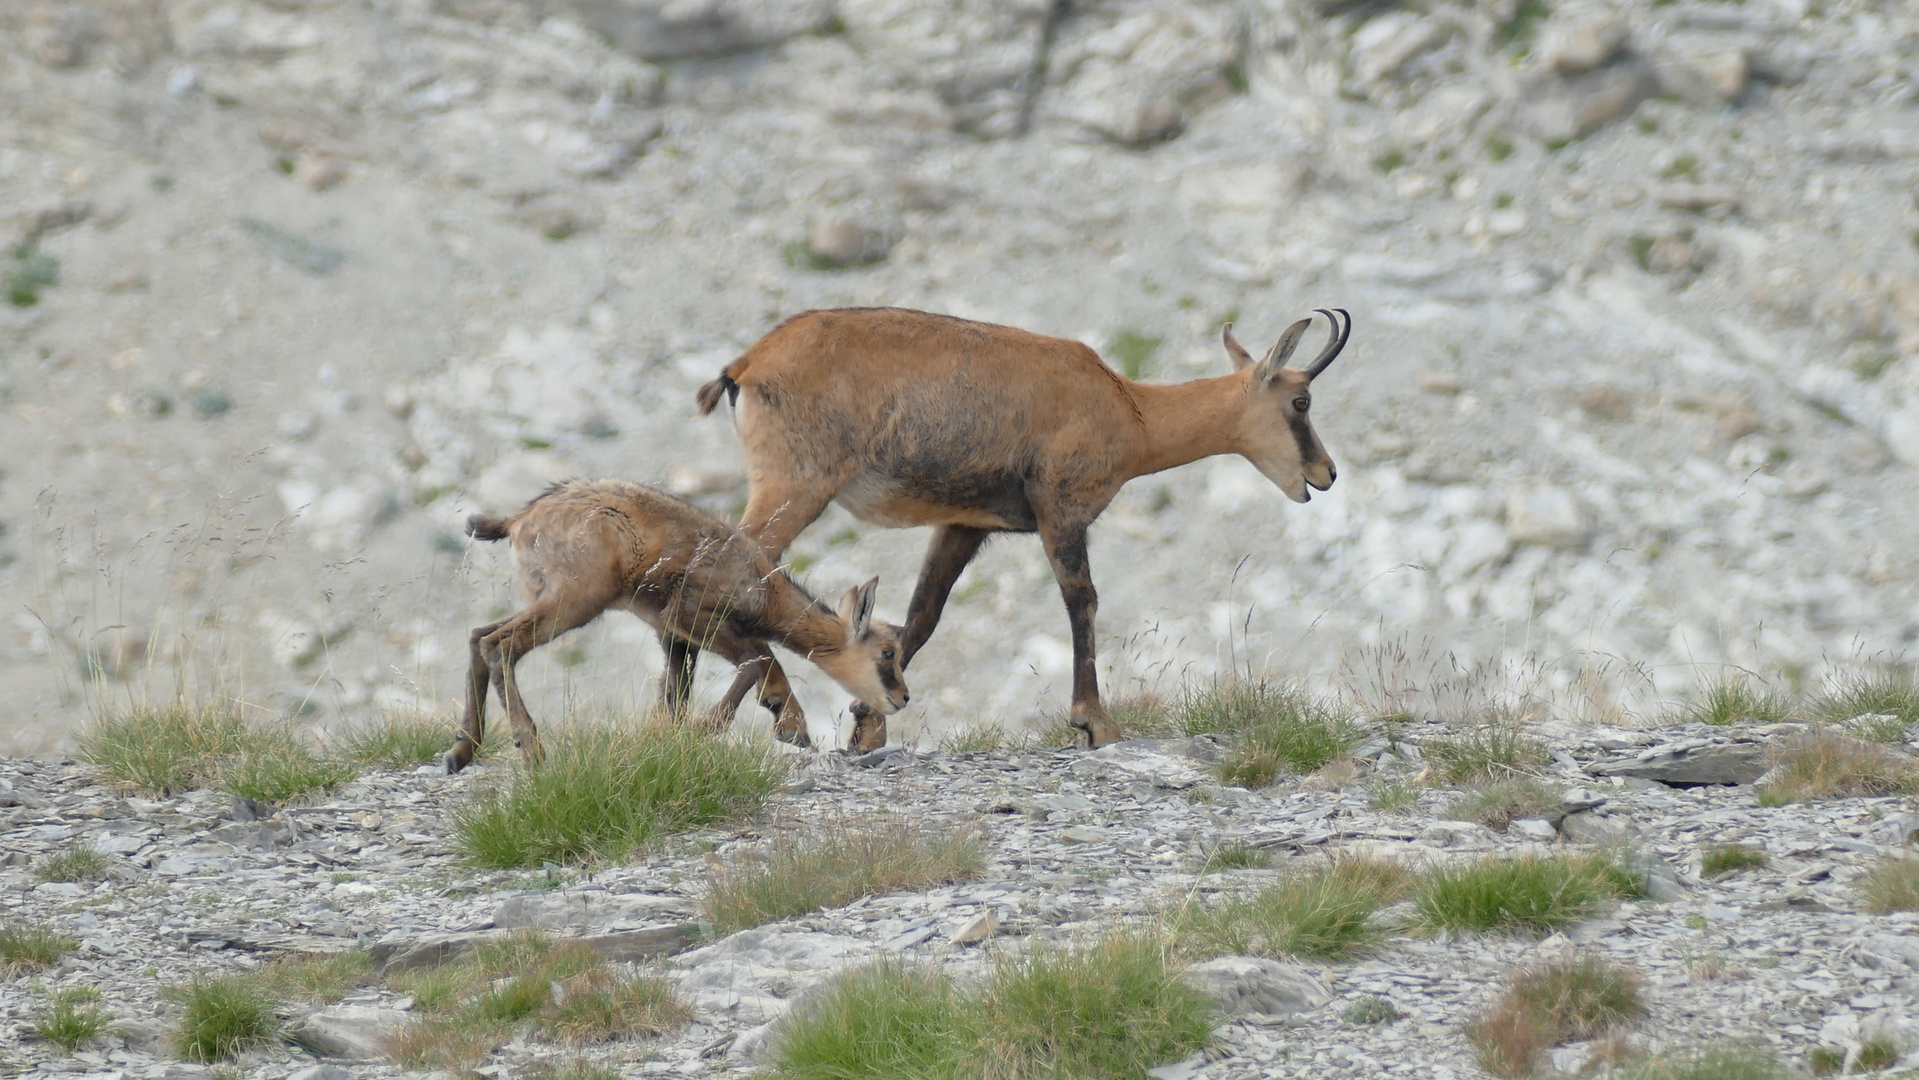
[1197,842,1274,873]
[1175,680,1358,788]
[1422,721,1549,785]
[1415,852,1644,934]
[78,703,253,796]
[1485,132,1516,161]
[383,931,687,1070]
[219,733,357,803]
[7,245,59,307]
[1661,153,1701,179]
[1857,856,1919,913]
[1814,669,1919,727]
[1756,730,1919,805]
[767,933,1212,1080]
[1700,843,1767,877]
[0,923,78,975]
[1447,779,1559,832]
[259,951,373,1003]
[451,723,783,867]
[1492,0,1549,52]
[1344,995,1402,1026]
[1110,330,1163,380]
[1467,951,1644,1078]
[1372,780,1423,814]
[35,986,111,1052]
[1683,674,1798,726]
[166,975,283,1061]
[1613,1046,1790,1080]
[1174,856,1411,960]
[36,843,110,884]
[342,712,483,770]
[703,820,986,934]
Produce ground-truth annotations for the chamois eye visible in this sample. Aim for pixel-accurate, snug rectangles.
[881,649,896,661]
[1293,397,1310,412]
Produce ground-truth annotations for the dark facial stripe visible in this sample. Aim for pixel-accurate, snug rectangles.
[1284,409,1321,472]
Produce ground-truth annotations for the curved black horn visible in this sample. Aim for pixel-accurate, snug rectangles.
[1302,308,1351,379]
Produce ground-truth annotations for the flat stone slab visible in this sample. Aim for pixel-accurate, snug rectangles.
[374,923,701,973]
[494,888,696,933]
[1184,956,1332,1018]
[289,1005,409,1059]
[1587,742,1768,785]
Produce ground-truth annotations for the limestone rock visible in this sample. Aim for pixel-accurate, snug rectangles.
[494,888,695,933]
[1184,956,1332,1018]
[565,0,836,61]
[290,1005,409,1059]
[1587,742,1768,786]
[1516,57,1656,143]
[1535,8,1629,76]
[1505,485,1589,550]
[1655,40,1749,105]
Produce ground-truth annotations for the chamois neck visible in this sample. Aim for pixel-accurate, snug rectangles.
[760,571,845,658]
[1123,370,1252,479]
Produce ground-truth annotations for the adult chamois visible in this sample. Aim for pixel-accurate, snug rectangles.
[694,306,1350,750]
[444,479,908,772]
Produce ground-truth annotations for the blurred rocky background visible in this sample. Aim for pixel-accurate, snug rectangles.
[3,0,1918,751]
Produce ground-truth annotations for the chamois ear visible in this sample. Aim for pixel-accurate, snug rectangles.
[838,577,879,639]
[1221,324,1255,371]
[1256,318,1314,386]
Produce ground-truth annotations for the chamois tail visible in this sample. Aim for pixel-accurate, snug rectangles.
[694,357,750,416]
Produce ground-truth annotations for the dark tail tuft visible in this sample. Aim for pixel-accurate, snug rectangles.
[694,374,740,416]
[466,514,511,542]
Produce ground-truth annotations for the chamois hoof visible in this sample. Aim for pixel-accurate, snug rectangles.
[444,736,476,775]
[776,725,812,750]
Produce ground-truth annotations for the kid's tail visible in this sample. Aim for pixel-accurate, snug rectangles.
[466,514,511,542]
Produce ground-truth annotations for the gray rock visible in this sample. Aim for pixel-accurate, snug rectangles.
[1587,743,1767,786]
[1511,818,1559,841]
[288,1066,355,1080]
[1535,8,1629,76]
[1561,810,1629,846]
[1183,956,1332,1018]
[494,889,695,933]
[564,0,835,61]
[1655,40,1749,104]
[376,924,700,972]
[1504,484,1590,549]
[1515,57,1657,144]
[806,216,895,266]
[290,1005,408,1059]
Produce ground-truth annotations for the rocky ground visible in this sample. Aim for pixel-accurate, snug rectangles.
[4,0,1919,752]
[5,723,1919,1078]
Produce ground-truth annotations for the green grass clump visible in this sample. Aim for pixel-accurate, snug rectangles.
[78,703,252,796]
[1175,680,1358,788]
[766,934,1212,1080]
[1683,675,1798,726]
[78,703,351,802]
[1613,1046,1790,1080]
[1110,330,1163,380]
[1196,843,1274,873]
[35,986,111,1052]
[451,724,783,867]
[342,713,487,770]
[1371,780,1423,814]
[0,922,78,975]
[1815,670,1919,729]
[166,975,283,1061]
[37,843,111,884]
[1344,995,1402,1026]
[764,963,966,1080]
[1700,843,1767,878]
[1447,780,1560,832]
[939,723,1024,753]
[1174,856,1411,960]
[1422,722,1550,785]
[1857,857,1919,913]
[1467,951,1644,1077]
[704,820,985,934]
[385,932,686,1068]
[1756,730,1919,805]
[1414,853,1643,935]
[259,951,373,1003]
[7,245,59,307]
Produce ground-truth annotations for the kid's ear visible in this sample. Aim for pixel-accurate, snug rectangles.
[838,577,879,638]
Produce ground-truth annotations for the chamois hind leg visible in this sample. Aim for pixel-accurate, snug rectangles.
[1037,520,1121,749]
[446,618,509,774]
[846,525,990,753]
[737,483,834,562]
[658,634,699,720]
[482,588,615,766]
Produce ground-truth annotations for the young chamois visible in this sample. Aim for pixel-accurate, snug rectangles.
[695,306,1349,751]
[443,479,908,772]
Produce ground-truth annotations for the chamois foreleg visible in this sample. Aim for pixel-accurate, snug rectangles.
[659,635,699,720]
[700,630,812,748]
[446,617,509,774]
[845,524,989,754]
[1038,523,1122,749]
[482,590,614,766]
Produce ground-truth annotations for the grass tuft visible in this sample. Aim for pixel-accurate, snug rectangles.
[1422,721,1549,785]
[527,1062,622,1080]
[1110,330,1164,380]
[259,951,373,1003]
[1815,669,1919,729]
[1467,951,1644,1077]
[764,962,966,1080]
[78,703,352,802]
[341,712,486,770]
[37,843,111,883]
[35,986,110,1052]
[1447,780,1559,832]
[1415,852,1643,935]
[1371,780,1423,814]
[1175,680,1358,788]
[539,969,691,1044]
[703,819,985,934]
[452,724,783,867]
[166,975,283,1061]
[1612,1046,1790,1080]
[219,734,357,803]
[1343,995,1402,1026]
[1174,856,1411,960]
[0,922,78,975]
[1683,675,1798,726]
[1857,857,1919,913]
[1756,730,1919,805]
[1196,843,1274,873]
[1700,843,1767,877]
